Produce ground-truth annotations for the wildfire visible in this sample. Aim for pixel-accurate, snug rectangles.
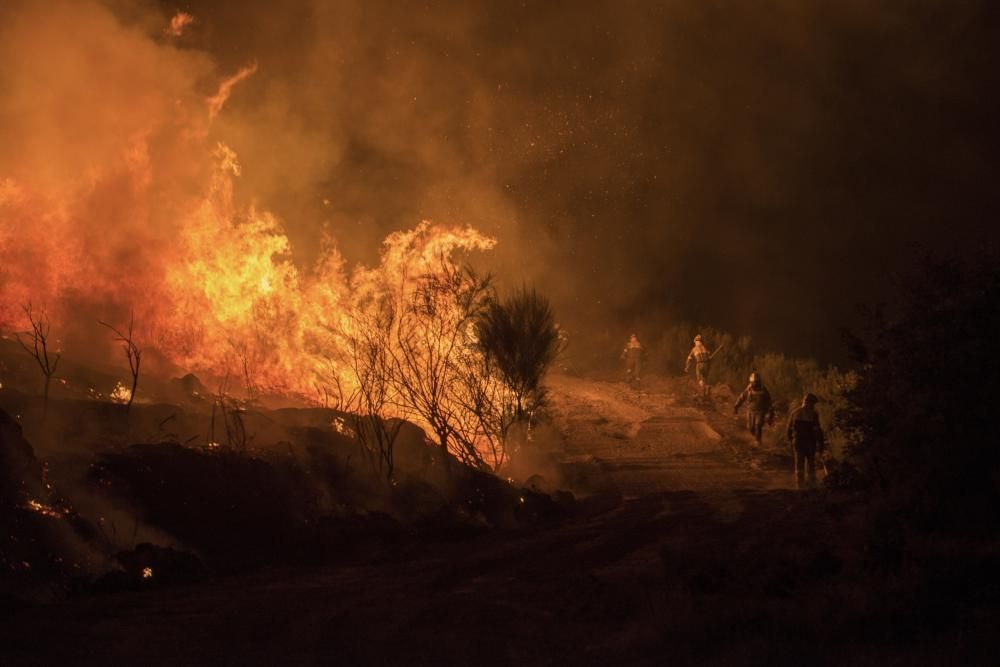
[0,5,519,468]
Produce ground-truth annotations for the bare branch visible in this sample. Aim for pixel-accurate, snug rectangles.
[16,302,61,414]
[99,308,142,411]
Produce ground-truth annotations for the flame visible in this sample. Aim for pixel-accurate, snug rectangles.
[0,3,514,466]
[110,381,132,404]
[207,63,259,121]
[167,12,194,38]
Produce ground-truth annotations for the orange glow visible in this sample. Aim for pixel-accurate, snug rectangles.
[0,5,524,464]
[0,7,506,463]
[22,499,65,519]
[167,12,194,38]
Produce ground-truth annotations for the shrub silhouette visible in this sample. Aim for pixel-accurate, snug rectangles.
[475,287,560,420]
[838,258,1000,532]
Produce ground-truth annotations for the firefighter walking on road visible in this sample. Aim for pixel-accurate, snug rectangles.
[786,393,825,488]
[734,371,774,446]
[621,333,643,388]
[684,334,716,399]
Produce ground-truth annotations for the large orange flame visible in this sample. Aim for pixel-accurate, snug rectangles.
[0,5,496,407]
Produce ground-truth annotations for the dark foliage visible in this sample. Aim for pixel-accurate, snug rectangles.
[475,286,560,418]
[838,258,1000,532]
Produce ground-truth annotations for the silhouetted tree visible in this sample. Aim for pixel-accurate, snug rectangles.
[15,303,60,416]
[99,309,142,413]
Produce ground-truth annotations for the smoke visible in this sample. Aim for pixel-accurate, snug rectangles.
[158,0,999,361]
[3,0,997,372]
[0,0,212,351]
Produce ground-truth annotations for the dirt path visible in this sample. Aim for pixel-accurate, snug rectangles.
[548,373,795,495]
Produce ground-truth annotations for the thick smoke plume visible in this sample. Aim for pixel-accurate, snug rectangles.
[177,1,1000,361]
[3,0,998,373]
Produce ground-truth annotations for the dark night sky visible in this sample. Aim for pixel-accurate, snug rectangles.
[159,0,1000,362]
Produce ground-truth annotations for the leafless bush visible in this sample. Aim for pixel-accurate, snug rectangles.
[228,341,260,406]
[208,376,249,453]
[98,309,142,412]
[313,356,346,410]
[391,265,493,471]
[453,348,515,470]
[15,302,60,415]
[336,264,558,475]
[343,298,405,481]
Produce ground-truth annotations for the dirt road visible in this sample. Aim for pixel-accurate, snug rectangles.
[548,373,795,495]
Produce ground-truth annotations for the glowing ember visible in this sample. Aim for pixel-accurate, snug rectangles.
[167,12,194,37]
[142,567,153,579]
[22,499,64,519]
[331,418,352,436]
[110,381,132,404]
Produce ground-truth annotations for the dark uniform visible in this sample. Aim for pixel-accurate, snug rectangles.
[786,394,824,488]
[734,375,774,444]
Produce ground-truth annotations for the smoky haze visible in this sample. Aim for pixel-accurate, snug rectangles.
[7,0,1000,365]
[169,0,1000,362]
